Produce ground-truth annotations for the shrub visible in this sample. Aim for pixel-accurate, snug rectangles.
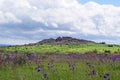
[108,45,113,47]
[93,49,98,54]
[104,50,111,53]
[100,42,106,44]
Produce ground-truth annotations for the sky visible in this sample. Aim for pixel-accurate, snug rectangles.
[0,0,120,45]
[79,0,120,6]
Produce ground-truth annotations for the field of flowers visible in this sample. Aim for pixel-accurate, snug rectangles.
[0,52,120,80]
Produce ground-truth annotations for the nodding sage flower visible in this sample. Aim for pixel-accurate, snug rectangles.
[104,75,107,79]
[86,62,91,65]
[105,73,110,77]
[86,62,93,68]
[48,63,52,69]
[43,73,48,79]
[108,78,110,80]
[48,65,52,69]
[37,66,41,72]
[92,70,96,75]
[104,73,110,79]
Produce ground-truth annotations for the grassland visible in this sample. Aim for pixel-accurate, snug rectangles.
[0,43,120,54]
[0,43,120,80]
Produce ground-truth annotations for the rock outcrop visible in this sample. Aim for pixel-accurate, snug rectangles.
[36,37,96,45]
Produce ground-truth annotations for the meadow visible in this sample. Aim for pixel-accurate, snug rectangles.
[0,43,120,80]
[1,43,120,54]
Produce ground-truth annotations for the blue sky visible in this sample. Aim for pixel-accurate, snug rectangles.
[79,0,120,6]
[0,0,120,45]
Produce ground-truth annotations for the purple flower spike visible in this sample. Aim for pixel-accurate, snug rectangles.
[92,70,96,75]
[51,59,54,64]
[105,73,110,77]
[43,73,48,78]
[37,66,41,72]
[48,65,52,69]
[86,62,91,65]
[104,75,107,79]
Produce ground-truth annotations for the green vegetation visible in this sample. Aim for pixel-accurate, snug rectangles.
[0,44,120,54]
[0,53,120,80]
[0,43,120,80]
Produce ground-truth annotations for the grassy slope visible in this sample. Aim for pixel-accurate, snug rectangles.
[0,43,120,54]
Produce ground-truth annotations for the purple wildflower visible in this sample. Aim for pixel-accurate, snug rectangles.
[86,62,91,67]
[48,63,52,69]
[104,75,107,79]
[103,73,110,79]
[5,53,10,58]
[105,73,110,77]
[51,59,54,64]
[37,66,41,72]
[92,70,96,75]
[86,62,91,65]
[30,54,36,61]
[48,65,52,69]
[43,73,48,78]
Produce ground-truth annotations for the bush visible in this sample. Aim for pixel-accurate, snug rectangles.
[108,45,113,47]
[100,42,106,44]
[104,50,111,53]
[93,49,98,54]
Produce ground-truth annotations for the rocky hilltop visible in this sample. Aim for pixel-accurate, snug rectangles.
[34,37,96,45]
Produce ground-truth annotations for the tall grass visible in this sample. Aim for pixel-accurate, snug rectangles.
[0,53,120,80]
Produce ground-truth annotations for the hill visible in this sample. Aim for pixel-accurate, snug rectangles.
[30,37,96,45]
[1,37,120,54]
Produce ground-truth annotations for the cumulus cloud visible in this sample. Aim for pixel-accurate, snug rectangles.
[0,0,120,44]
[0,11,21,23]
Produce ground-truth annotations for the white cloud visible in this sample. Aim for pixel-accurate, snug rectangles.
[0,11,21,23]
[0,0,120,44]
[0,38,38,45]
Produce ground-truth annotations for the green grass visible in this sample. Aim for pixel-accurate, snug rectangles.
[0,43,120,80]
[0,58,120,80]
[0,44,120,54]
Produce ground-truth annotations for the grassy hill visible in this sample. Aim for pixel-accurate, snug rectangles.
[0,42,120,54]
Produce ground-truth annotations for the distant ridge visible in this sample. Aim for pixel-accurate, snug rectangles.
[0,44,13,47]
[28,37,96,45]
